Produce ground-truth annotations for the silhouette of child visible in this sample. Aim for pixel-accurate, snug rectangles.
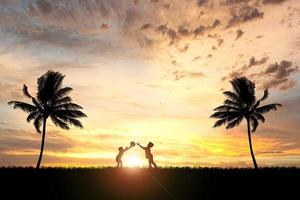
[116,146,131,168]
[137,142,157,168]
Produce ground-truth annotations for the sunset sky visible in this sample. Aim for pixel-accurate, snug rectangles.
[0,0,300,167]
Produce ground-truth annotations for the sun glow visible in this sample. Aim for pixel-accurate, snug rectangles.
[124,155,143,167]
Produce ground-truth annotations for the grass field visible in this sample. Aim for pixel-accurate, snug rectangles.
[0,167,299,200]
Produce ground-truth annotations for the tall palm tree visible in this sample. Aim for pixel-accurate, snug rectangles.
[8,70,87,169]
[210,77,281,169]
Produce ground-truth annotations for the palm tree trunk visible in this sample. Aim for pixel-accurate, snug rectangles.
[36,117,47,169]
[246,118,258,169]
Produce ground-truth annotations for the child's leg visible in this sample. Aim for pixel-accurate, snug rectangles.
[152,162,157,168]
[148,159,152,168]
[150,157,157,168]
[151,160,157,168]
[120,160,123,168]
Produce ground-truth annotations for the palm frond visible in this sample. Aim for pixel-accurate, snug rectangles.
[250,89,270,113]
[230,77,256,106]
[223,91,241,103]
[31,97,43,111]
[260,89,269,102]
[53,103,83,111]
[66,117,83,128]
[26,111,40,123]
[256,104,282,114]
[253,112,265,123]
[33,115,43,133]
[213,105,240,112]
[22,84,33,98]
[55,87,73,98]
[212,113,242,128]
[8,101,37,113]
[226,116,243,129]
[53,110,87,118]
[250,117,259,132]
[50,116,70,130]
[224,100,241,108]
[37,70,65,103]
[52,97,72,106]
[54,114,83,128]
[210,111,240,119]
[213,118,227,128]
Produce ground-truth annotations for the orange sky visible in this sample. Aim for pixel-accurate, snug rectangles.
[0,0,300,167]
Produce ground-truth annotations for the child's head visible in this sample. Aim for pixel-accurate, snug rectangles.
[147,142,154,148]
[118,147,123,151]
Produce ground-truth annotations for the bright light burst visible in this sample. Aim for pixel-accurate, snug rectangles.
[124,155,143,167]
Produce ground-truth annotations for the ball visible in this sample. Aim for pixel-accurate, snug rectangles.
[130,141,136,147]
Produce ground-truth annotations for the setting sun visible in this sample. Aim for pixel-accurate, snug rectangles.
[124,155,143,167]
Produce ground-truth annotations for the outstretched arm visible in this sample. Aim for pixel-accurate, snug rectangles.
[124,146,131,152]
[137,143,146,150]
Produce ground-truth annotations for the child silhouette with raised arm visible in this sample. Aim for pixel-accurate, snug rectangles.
[116,146,131,168]
[137,142,157,168]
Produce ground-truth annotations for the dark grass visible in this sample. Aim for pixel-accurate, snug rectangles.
[0,167,299,200]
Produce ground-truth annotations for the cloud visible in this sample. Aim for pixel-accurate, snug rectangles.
[171,60,177,65]
[217,38,224,46]
[207,54,213,58]
[0,129,75,153]
[262,60,298,79]
[207,33,220,39]
[194,25,207,38]
[261,78,296,90]
[197,0,209,6]
[178,44,189,53]
[140,23,153,30]
[172,70,204,80]
[262,0,289,4]
[166,28,179,45]
[138,36,155,48]
[0,0,162,58]
[226,70,244,80]
[156,24,168,33]
[244,56,269,69]
[163,3,171,9]
[192,56,201,62]
[258,60,299,90]
[222,0,289,6]
[227,5,264,28]
[193,20,221,38]
[156,24,179,45]
[36,0,53,15]
[211,19,221,28]
[177,25,191,37]
[223,59,299,90]
[100,23,110,31]
[221,0,252,6]
[235,28,244,40]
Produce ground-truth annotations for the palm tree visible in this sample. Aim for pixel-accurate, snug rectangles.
[210,77,281,169]
[8,70,87,169]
